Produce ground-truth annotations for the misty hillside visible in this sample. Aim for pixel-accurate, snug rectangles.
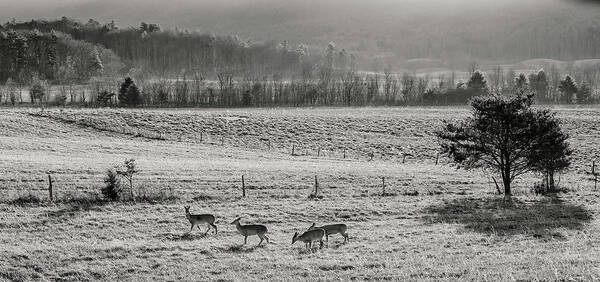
[2,0,600,69]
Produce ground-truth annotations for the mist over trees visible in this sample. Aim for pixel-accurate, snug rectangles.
[2,0,599,67]
[0,17,599,107]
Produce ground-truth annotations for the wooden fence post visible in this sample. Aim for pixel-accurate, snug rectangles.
[343,149,346,159]
[314,175,319,195]
[402,154,406,164]
[242,175,246,197]
[200,131,203,142]
[435,151,439,166]
[593,161,597,190]
[47,173,53,201]
[292,144,295,155]
[382,176,386,195]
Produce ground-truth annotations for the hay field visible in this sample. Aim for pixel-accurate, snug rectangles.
[1,107,599,281]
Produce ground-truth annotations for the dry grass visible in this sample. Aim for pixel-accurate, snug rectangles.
[1,107,600,281]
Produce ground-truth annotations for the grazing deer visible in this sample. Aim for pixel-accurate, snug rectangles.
[307,223,349,244]
[184,206,217,235]
[292,228,325,251]
[231,217,269,245]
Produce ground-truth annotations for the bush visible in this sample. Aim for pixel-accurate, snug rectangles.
[102,168,121,201]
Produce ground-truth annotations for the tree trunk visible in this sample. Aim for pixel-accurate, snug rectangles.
[548,170,555,192]
[502,169,511,196]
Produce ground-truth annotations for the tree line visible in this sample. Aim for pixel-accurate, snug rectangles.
[1,18,599,107]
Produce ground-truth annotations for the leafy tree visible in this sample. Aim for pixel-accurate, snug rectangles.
[116,159,138,201]
[89,48,104,77]
[558,75,577,104]
[437,92,570,195]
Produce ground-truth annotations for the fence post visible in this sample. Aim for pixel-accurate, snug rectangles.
[593,160,597,190]
[382,176,386,195]
[292,144,295,155]
[47,173,53,201]
[221,135,224,146]
[435,151,439,166]
[343,148,346,159]
[200,131,203,142]
[314,175,319,195]
[242,175,246,197]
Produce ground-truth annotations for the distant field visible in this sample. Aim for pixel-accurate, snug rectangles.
[1,107,600,281]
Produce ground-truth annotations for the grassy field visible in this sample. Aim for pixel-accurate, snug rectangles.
[1,106,600,281]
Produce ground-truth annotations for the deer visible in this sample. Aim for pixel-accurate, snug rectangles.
[307,223,349,244]
[231,217,269,245]
[292,227,325,252]
[184,206,217,235]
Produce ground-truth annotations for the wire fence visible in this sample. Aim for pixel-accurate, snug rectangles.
[2,171,412,203]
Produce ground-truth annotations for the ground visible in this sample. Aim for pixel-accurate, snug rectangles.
[0,106,599,281]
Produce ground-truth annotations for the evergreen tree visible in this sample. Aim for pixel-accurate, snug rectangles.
[529,69,549,102]
[558,75,577,104]
[118,77,142,106]
[527,110,572,192]
[467,70,488,96]
[127,81,142,106]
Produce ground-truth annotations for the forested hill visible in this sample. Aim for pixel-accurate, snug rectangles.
[2,0,600,69]
[1,18,329,82]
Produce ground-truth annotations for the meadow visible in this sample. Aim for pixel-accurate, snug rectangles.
[1,106,600,281]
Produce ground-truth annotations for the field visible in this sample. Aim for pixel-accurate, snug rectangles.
[1,106,600,281]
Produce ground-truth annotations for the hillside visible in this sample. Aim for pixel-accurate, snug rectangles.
[2,0,600,68]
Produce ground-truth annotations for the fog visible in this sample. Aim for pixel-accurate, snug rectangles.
[1,0,598,67]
